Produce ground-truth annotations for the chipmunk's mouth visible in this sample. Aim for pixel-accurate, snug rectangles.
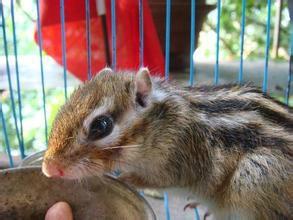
[42,160,105,180]
[42,161,64,178]
[42,144,136,180]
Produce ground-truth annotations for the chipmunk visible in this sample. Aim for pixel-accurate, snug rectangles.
[42,67,293,219]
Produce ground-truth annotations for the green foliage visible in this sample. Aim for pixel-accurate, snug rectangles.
[202,0,290,60]
[0,88,72,155]
[270,93,293,107]
[0,0,38,56]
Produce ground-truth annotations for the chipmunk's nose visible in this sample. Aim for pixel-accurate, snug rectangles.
[42,161,64,177]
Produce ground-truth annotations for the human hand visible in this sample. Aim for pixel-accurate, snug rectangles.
[45,201,73,220]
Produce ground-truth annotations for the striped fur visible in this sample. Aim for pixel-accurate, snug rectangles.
[43,68,292,219]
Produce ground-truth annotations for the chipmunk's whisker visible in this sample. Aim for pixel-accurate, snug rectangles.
[80,160,105,173]
[106,158,144,171]
[75,154,145,177]
[101,144,141,150]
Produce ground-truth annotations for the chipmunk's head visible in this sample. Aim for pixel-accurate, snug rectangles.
[42,67,174,186]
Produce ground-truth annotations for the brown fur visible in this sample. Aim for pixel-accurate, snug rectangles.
[43,68,293,219]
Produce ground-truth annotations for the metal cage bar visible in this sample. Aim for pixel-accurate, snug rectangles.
[0,103,14,167]
[286,20,293,105]
[60,0,68,99]
[194,208,200,220]
[287,56,292,105]
[214,0,221,85]
[36,0,48,144]
[238,0,246,84]
[10,0,25,155]
[111,0,116,70]
[164,0,171,80]
[139,0,144,67]
[263,0,272,93]
[164,192,170,220]
[189,0,196,86]
[86,0,92,79]
[163,0,172,218]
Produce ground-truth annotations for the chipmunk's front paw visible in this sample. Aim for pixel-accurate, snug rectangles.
[183,202,211,220]
[183,202,200,211]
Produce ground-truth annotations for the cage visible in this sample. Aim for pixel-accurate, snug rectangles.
[0,0,292,219]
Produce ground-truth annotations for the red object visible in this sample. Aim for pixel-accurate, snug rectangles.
[34,0,165,81]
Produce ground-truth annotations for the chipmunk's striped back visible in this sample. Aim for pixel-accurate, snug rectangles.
[179,84,293,150]
[156,83,293,219]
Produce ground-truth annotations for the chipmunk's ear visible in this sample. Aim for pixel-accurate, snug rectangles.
[135,67,152,107]
[95,67,113,78]
[135,67,152,95]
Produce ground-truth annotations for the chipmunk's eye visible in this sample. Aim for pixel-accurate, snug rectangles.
[88,115,114,140]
